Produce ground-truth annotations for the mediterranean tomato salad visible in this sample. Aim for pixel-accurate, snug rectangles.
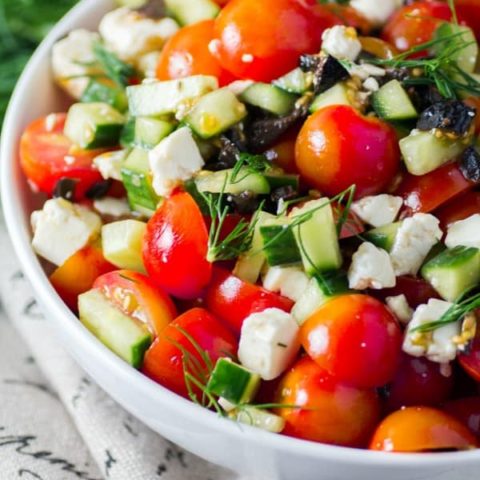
[20,0,480,452]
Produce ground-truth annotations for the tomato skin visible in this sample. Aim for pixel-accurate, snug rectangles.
[212,0,338,82]
[370,406,479,452]
[204,268,294,335]
[93,270,177,337]
[19,114,107,200]
[444,397,480,439]
[376,276,440,309]
[459,326,480,382]
[143,192,212,299]
[275,357,380,447]
[295,105,400,199]
[322,4,373,34]
[435,190,480,231]
[449,0,480,42]
[142,308,238,397]
[300,294,402,388]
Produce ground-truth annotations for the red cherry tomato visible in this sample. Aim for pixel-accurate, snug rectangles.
[212,0,338,82]
[459,325,480,382]
[274,357,380,447]
[444,397,480,439]
[19,114,107,200]
[143,192,212,299]
[435,190,480,231]
[300,294,402,388]
[450,0,480,42]
[370,406,479,452]
[295,105,400,199]
[376,276,440,309]
[268,128,300,175]
[142,308,238,397]
[322,4,373,34]
[204,268,293,335]
[156,20,234,86]
[93,270,177,337]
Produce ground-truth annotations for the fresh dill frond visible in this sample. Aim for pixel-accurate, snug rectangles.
[230,153,271,184]
[92,42,136,88]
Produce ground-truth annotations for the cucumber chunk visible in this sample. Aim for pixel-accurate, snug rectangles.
[421,245,480,301]
[165,0,220,26]
[274,68,313,95]
[240,83,298,116]
[372,80,418,121]
[364,222,402,252]
[185,88,247,139]
[134,117,175,149]
[127,76,219,117]
[64,102,125,149]
[230,407,285,433]
[260,218,302,267]
[265,173,300,191]
[120,117,136,149]
[195,168,270,195]
[78,289,152,368]
[81,79,128,112]
[310,82,353,113]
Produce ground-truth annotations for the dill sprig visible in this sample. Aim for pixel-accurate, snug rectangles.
[230,153,271,184]
[92,42,136,88]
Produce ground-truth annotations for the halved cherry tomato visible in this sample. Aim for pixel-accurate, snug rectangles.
[93,270,177,337]
[332,202,365,239]
[376,276,440,309]
[450,0,480,42]
[19,114,107,199]
[459,324,480,382]
[322,4,373,34]
[155,20,234,86]
[370,406,479,452]
[268,128,300,175]
[435,190,480,231]
[143,192,212,299]
[395,163,474,216]
[295,105,400,199]
[50,244,115,311]
[204,267,293,335]
[274,357,380,447]
[300,294,402,388]
[212,0,339,81]
[142,308,238,397]
[444,397,480,439]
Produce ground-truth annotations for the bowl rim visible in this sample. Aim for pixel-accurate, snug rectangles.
[2,0,480,469]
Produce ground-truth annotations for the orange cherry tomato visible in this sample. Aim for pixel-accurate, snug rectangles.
[459,325,480,382]
[300,294,402,388]
[435,190,480,230]
[444,397,480,439]
[370,406,479,452]
[274,357,380,447]
[93,270,177,337]
[295,105,400,199]
[359,36,399,59]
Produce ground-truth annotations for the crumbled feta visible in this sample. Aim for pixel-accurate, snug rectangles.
[403,299,460,364]
[389,213,442,276]
[149,127,205,197]
[31,198,102,266]
[93,197,131,217]
[94,150,126,181]
[262,266,310,302]
[386,294,413,325]
[321,26,362,62]
[99,7,178,63]
[363,77,380,92]
[348,242,396,290]
[348,63,386,80]
[445,214,480,249]
[137,51,161,79]
[351,194,403,228]
[238,308,300,381]
[350,0,402,26]
[51,29,102,99]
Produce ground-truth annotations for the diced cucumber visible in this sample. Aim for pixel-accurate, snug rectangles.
[165,0,220,26]
[64,102,125,149]
[134,117,175,149]
[121,147,160,217]
[229,407,285,433]
[78,289,152,368]
[274,68,313,95]
[120,117,136,149]
[372,80,418,121]
[310,82,352,113]
[194,168,270,195]
[184,88,247,139]
[81,79,128,112]
[240,83,298,116]
[400,130,465,176]
[260,217,302,267]
[364,222,402,252]
[265,173,300,191]
[290,199,342,275]
[207,358,261,405]
[102,220,147,273]
[421,246,480,302]
[127,76,218,117]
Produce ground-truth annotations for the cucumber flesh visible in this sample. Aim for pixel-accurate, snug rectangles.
[260,218,302,267]
[274,68,313,95]
[240,83,298,116]
[165,0,220,26]
[364,222,402,252]
[134,117,175,149]
[372,80,418,121]
[230,406,285,433]
[195,168,270,195]
[310,82,353,113]
[265,173,300,191]
[81,79,128,112]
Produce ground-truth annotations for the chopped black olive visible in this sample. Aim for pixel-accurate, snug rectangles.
[225,123,249,151]
[226,191,261,214]
[206,137,241,171]
[417,100,476,136]
[53,178,78,201]
[406,84,444,112]
[86,179,113,199]
[459,146,480,183]
[263,185,299,214]
[136,0,166,18]
[299,54,349,95]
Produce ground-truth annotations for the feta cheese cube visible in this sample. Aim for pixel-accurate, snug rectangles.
[351,194,403,227]
[262,266,310,302]
[350,0,402,26]
[389,213,442,276]
[348,63,386,80]
[348,242,396,290]
[31,198,102,266]
[321,26,362,62]
[149,127,205,197]
[445,214,480,249]
[238,308,300,381]
[93,197,131,217]
[94,150,127,181]
[386,294,413,325]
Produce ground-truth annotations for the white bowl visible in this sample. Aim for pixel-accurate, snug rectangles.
[2,1,480,478]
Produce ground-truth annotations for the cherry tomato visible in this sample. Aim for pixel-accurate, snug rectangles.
[204,268,294,335]
[322,4,373,34]
[93,270,177,337]
[395,163,474,216]
[212,0,338,82]
[453,0,480,42]
[459,325,480,382]
[143,192,212,299]
[274,357,380,447]
[435,190,480,231]
[359,37,399,59]
[142,308,238,397]
[333,202,365,239]
[376,276,440,309]
[20,114,107,199]
[300,294,402,388]
[268,128,299,175]
[370,406,479,452]
[156,20,234,86]
[444,397,480,438]
[295,105,400,199]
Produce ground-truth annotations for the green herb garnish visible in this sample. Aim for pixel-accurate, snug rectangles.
[92,42,136,88]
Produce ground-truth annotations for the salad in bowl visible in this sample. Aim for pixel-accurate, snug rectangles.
[16,0,480,454]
